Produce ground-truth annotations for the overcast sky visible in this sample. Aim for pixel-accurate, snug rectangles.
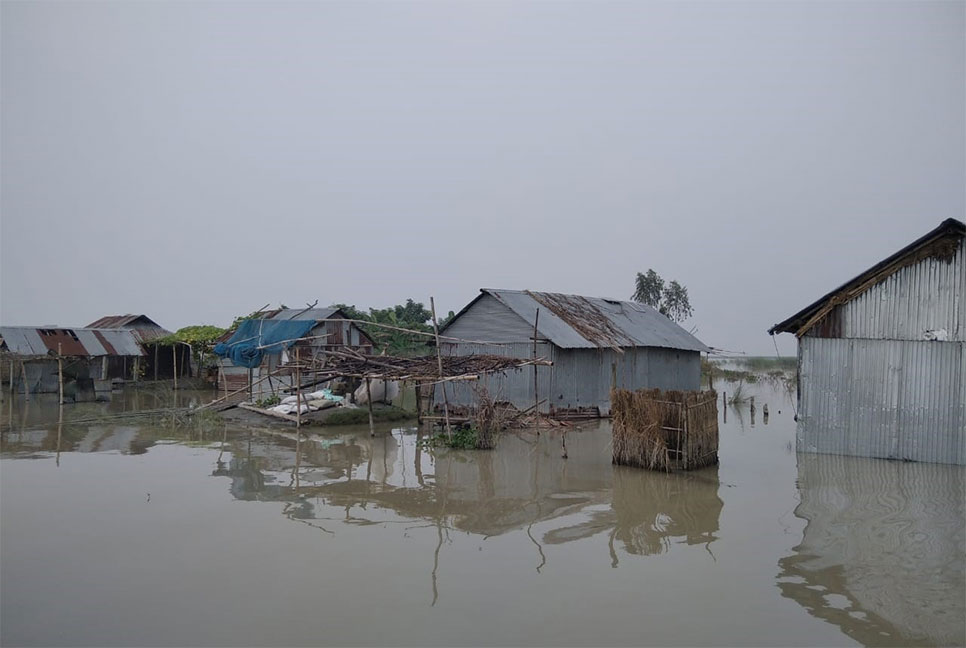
[2,1,963,354]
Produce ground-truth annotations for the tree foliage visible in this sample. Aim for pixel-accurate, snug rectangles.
[632,269,693,322]
[332,298,438,355]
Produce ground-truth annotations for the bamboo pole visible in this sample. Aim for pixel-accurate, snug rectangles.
[9,360,14,398]
[57,343,64,405]
[172,345,178,391]
[366,377,375,437]
[532,308,540,430]
[414,380,423,424]
[295,347,302,431]
[154,344,158,381]
[429,297,452,441]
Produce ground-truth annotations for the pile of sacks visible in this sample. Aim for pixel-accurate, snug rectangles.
[269,388,348,416]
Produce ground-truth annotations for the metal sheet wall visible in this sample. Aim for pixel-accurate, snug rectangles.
[442,294,539,344]
[839,243,965,341]
[438,342,552,411]
[438,343,701,414]
[799,337,964,464]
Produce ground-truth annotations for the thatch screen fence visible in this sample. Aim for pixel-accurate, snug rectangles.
[611,388,718,471]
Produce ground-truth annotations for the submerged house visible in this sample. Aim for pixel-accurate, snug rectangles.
[0,325,145,394]
[86,314,191,380]
[215,306,375,397]
[769,218,965,465]
[437,289,710,417]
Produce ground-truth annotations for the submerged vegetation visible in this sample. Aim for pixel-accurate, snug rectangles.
[420,426,481,450]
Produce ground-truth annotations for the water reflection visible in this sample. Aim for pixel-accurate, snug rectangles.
[210,424,724,578]
[779,454,966,647]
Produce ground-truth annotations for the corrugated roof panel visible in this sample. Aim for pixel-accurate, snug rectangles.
[96,329,145,356]
[266,307,339,321]
[485,289,709,353]
[0,327,49,355]
[75,330,108,356]
[0,326,143,356]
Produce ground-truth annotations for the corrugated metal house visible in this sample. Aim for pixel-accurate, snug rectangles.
[437,289,710,416]
[769,218,965,465]
[0,325,145,393]
[86,314,190,380]
[217,306,375,397]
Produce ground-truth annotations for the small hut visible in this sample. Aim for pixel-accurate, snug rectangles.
[611,388,718,471]
[0,325,146,395]
[769,218,965,465]
[437,289,710,417]
[86,314,191,381]
[214,306,375,399]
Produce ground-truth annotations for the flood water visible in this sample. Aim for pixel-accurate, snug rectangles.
[1,381,963,647]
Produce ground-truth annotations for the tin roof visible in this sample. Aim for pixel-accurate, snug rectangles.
[445,289,709,352]
[85,314,171,341]
[264,307,340,321]
[0,326,145,357]
[769,218,966,336]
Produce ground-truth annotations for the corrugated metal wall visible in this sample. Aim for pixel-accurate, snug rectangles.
[443,294,536,342]
[439,343,701,415]
[838,242,965,341]
[439,341,552,411]
[799,337,964,464]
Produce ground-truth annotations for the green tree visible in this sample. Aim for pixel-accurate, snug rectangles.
[331,299,436,355]
[632,269,693,322]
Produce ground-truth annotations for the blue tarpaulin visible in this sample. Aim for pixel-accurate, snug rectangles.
[213,319,316,369]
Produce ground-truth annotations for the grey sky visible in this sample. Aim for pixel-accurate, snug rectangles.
[2,1,963,354]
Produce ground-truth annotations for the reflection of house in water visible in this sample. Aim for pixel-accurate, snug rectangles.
[543,466,723,563]
[213,424,724,565]
[0,423,157,456]
[779,454,965,647]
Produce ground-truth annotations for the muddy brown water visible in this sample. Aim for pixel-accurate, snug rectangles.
[1,382,963,647]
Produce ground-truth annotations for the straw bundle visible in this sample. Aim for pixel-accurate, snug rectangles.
[611,388,718,471]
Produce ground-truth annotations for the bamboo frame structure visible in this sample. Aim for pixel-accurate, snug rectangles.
[611,388,718,472]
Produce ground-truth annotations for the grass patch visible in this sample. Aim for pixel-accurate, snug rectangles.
[255,395,281,408]
[420,427,480,450]
[739,356,796,372]
[322,406,413,426]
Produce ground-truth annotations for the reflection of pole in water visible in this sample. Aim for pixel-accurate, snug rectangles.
[763,403,769,425]
[56,404,63,466]
[414,427,424,486]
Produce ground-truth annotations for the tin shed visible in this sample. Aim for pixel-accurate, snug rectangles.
[769,218,965,465]
[437,289,709,417]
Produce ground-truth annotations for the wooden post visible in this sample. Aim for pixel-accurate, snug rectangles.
[532,308,540,429]
[153,344,158,381]
[366,377,375,437]
[414,380,423,424]
[9,360,14,398]
[248,368,253,402]
[172,345,178,391]
[429,297,452,441]
[57,343,64,405]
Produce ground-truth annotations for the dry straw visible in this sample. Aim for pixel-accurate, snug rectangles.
[611,388,719,471]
